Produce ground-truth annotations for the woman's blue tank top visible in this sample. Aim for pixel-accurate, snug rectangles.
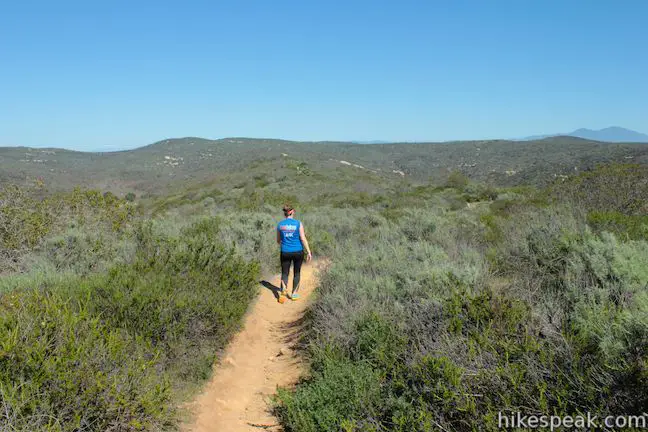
[277,219,303,253]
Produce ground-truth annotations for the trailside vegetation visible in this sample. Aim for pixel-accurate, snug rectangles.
[0,161,646,431]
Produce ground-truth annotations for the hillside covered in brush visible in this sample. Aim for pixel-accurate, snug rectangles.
[1,136,647,430]
[2,136,648,196]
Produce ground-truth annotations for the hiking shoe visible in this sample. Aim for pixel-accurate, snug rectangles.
[290,292,300,301]
[278,293,287,304]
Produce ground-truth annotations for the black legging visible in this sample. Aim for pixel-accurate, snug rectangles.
[280,251,304,292]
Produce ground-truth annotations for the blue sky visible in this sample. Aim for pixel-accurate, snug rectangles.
[1,0,646,151]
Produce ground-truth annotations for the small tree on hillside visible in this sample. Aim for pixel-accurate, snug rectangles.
[445,170,469,190]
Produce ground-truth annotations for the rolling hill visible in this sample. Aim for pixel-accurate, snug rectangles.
[1,136,648,196]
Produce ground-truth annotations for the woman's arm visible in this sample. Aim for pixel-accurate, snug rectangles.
[299,223,312,261]
[277,228,282,245]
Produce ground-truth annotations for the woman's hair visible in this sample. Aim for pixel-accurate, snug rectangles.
[282,204,294,217]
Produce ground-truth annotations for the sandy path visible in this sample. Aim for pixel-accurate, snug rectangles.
[183,261,322,432]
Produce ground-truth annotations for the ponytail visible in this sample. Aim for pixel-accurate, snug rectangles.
[282,204,294,217]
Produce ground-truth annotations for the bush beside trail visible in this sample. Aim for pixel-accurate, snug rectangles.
[0,219,259,431]
[0,185,137,274]
[274,166,648,432]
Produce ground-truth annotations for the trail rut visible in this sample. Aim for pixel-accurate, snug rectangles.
[183,261,322,432]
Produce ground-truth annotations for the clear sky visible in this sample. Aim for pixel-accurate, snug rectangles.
[1,0,646,151]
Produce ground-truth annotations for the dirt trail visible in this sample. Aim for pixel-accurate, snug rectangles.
[183,261,322,432]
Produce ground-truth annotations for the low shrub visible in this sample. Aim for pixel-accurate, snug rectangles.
[0,185,137,272]
[0,287,173,431]
[549,164,648,216]
[0,218,260,430]
[36,228,134,275]
[276,186,648,431]
[445,171,470,189]
[461,183,498,203]
[587,210,648,240]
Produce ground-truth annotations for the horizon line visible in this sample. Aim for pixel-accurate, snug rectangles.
[2,134,638,154]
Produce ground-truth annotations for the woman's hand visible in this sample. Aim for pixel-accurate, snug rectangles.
[306,251,313,262]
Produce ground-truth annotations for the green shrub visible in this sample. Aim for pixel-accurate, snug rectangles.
[445,171,469,189]
[550,164,648,216]
[0,185,137,272]
[461,183,498,202]
[0,287,173,431]
[262,190,300,208]
[276,180,648,430]
[276,355,382,432]
[253,174,270,188]
[328,192,386,209]
[587,210,648,240]
[37,228,134,275]
[0,217,260,430]
[286,159,313,176]
[399,210,437,242]
[350,312,407,372]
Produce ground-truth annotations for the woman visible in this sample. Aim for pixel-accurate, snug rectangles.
[276,204,312,303]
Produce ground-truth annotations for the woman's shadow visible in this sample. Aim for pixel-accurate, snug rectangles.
[260,280,282,300]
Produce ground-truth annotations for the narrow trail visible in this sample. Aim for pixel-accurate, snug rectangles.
[183,261,323,432]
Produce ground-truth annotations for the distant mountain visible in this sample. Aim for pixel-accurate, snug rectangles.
[523,127,648,143]
[351,140,392,144]
[569,127,648,142]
